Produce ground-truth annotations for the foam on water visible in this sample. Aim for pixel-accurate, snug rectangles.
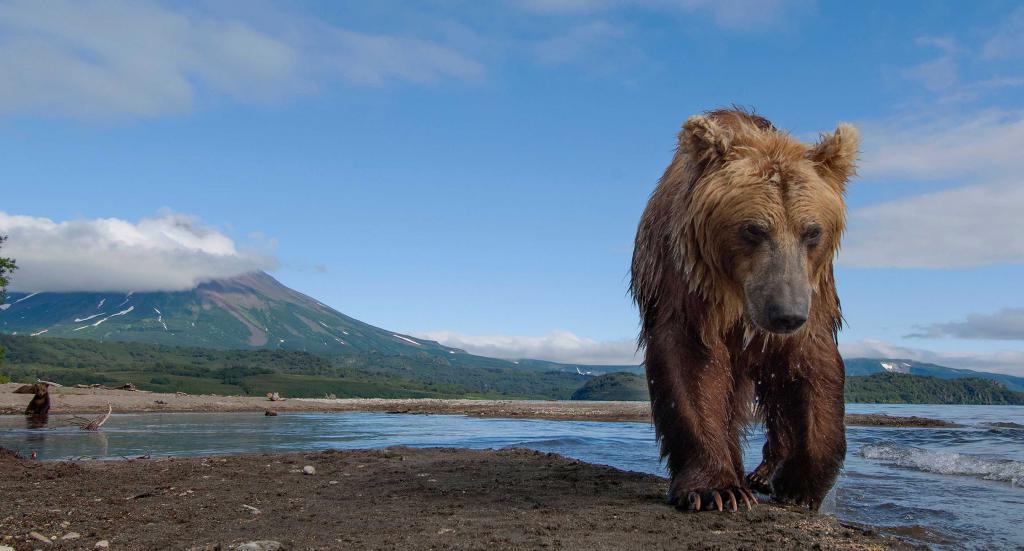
[858,443,1024,486]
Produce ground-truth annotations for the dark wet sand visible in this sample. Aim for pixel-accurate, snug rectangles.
[0,447,910,550]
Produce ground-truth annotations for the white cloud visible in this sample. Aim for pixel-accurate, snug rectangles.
[533,21,623,65]
[840,179,1024,268]
[902,56,957,91]
[907,308,1024,341]
[914,36,959,55]
[0,0,481,118]
[515,0,803,29]
[840,339,1024,377]
[841,110,1024,268]
[415,329,641,365]
[981,6,1024,59]
[319,27,483,86]
[900,36,961,92]
[0,211,274,292]
[859,110,1024,181]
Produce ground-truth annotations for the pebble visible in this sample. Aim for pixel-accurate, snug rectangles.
[62,532,81,540]
[28,531,52,544]
[0,545,14,551]
[236,541,282,551]
[95,541,110,549]
[302,465,316,475]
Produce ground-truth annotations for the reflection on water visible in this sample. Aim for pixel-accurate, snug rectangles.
[1,404,1022,550]
[25,414,48,430]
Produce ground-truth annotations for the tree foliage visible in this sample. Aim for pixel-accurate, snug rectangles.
[845,372,1024,405]
[0,234,15,380]
[0,235,14,300]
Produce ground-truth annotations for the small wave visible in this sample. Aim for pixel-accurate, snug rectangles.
[982,421,1024,429]
[858,443,1023,486]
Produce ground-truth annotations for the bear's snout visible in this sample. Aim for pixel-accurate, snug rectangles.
[763,302,808,333]
[745,245,812,334]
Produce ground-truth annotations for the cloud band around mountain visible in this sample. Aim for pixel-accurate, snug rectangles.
[415,329,640,365]
[907,308,1024,341]
[0,210,274,293]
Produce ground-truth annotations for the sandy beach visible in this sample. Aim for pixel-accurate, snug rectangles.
[0,446,910,550]
[0,383,956,427]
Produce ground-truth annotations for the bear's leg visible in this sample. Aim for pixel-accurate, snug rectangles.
[746,439,783,496]
[645,332,756,512]
[757,349,846,510]
[727,371,756,499]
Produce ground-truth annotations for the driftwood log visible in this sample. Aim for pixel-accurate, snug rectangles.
[68,404,113,431]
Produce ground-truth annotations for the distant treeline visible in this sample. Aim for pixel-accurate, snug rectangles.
[570,371,1024,405]
[0,334,587,400]
[844,372,1024,405]
[2,334,1022,405]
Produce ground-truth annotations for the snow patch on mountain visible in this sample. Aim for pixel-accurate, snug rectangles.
[154,308,168,331]
[393,334,420,346]
[115,293,133,308]
[74,305,135,331]
[880,361,912,373]
[13,292,39,304]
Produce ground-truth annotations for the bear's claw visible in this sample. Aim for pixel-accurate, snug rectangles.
[745,471,773,496]
[675,486,757,512]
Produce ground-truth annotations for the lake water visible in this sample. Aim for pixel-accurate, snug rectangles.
[2,404,1022,550]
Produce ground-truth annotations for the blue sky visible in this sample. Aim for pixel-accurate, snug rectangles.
[2,0,1023,373]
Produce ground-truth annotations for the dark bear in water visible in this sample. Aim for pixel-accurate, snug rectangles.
[25,383,51,417]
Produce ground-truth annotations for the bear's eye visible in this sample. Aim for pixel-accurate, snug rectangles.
[740,223,769,245]
[802,225,823,247]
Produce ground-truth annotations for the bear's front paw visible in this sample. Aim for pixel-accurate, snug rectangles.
[771,490,818,509]
[745,461,776,496]
[770,484,826,510]
[669,485,757,512]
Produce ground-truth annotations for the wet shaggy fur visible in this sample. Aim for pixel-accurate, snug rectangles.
[630,108,858,511]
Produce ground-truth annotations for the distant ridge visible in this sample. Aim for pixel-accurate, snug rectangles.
[1,274,1020,388]
[0,271,460,356]
[0,272,628,376]
[844,358,1024,392]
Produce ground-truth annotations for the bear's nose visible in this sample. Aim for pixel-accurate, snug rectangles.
[765,303,808,333]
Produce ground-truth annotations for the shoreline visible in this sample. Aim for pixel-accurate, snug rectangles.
[0,446,912,550]
[0,383,961,426]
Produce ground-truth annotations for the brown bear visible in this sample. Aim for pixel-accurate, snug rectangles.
[24,382,51,417]
[630,108,858,512]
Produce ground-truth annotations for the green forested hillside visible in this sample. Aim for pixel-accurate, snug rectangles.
[571,372,648,401]
[0,334,588,399]
[569,370,1024,405]
[4,333,1023,405]
[844,372,1024,405]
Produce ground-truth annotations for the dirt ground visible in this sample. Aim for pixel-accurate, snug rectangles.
[0,384,954,427]
[0,446,910,551]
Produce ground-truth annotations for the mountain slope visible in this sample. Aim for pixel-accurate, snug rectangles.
[844,358,1024,392]
[0,272,459,357]
[570,372,648,401]
[3,274,1021,390]
[0,333,590,399]
[845,372,1024,405]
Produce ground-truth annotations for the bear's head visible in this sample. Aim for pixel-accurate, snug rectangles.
[675,110,858,335]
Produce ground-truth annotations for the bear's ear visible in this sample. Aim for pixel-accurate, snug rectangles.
[681,115,732,162]
[808,123,859,192]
